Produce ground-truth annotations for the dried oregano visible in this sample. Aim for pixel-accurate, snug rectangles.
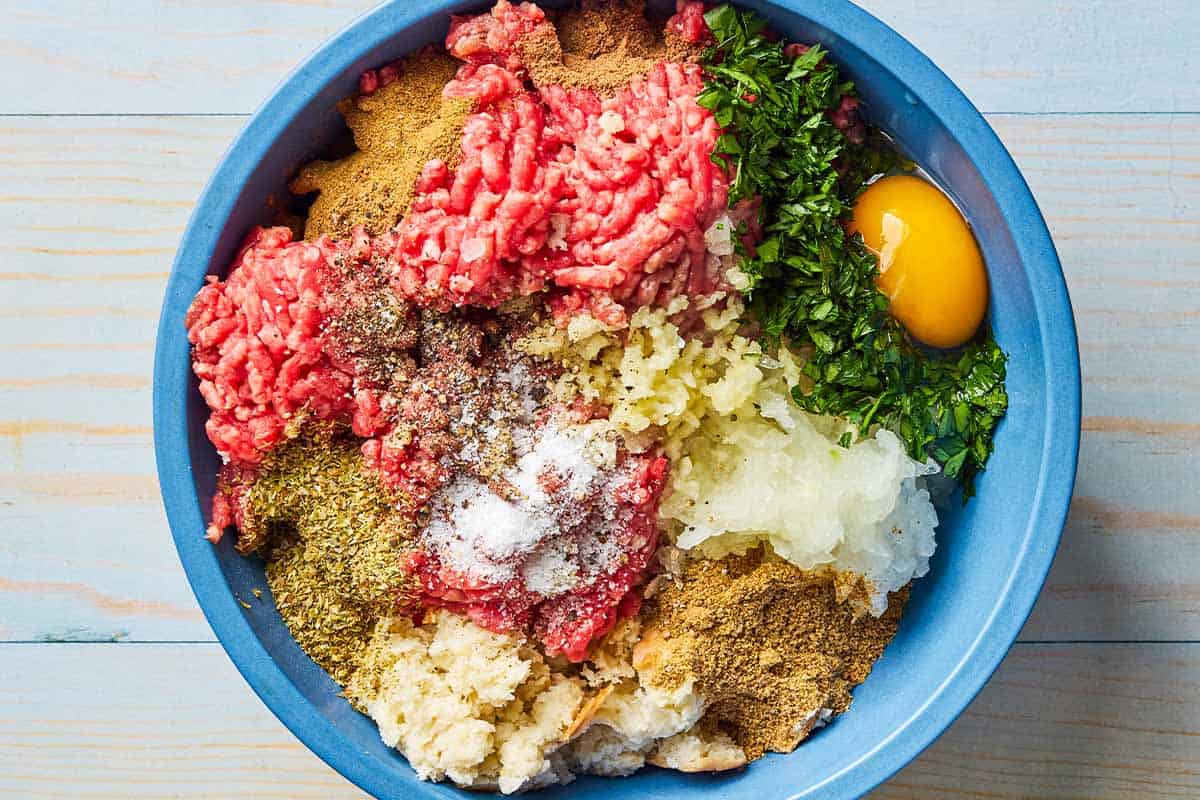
[240,433,416,684]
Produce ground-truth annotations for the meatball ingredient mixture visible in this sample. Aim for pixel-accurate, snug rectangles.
[185,1,1010,794]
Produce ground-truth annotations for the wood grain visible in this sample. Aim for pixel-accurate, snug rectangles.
[872,644,1200,799]
[983,114,1200,640]
[0,643,369,798]
[0,117,217,641]
[2,113,1196,642]
[2,1,1198,114]
[0,642,1194,799]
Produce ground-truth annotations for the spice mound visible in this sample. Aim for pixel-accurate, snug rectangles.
[637,549,906,759]
[226,435,416,684]
[291,50,471,239]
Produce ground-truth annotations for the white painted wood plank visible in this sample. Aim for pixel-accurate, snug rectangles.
[871,644,1200,798]
[0,642,1195,798]
[855,0,1200,115]
[990,113,1200,639]
[0,0,377,115]
[1,113,1198,642]
[0,118,214,641]
[0,643,369,798]
[0,1,1197,114]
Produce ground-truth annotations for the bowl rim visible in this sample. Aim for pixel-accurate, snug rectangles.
[153,1,1082,797]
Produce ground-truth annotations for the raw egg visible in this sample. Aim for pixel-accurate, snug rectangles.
[848,174,988,349]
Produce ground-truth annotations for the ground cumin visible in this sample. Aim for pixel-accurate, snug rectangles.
[291,50,471,239]
[518,2,704,95]
[637,549,906,760]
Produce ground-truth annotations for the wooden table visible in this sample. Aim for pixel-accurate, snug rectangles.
[2,1,1197,797]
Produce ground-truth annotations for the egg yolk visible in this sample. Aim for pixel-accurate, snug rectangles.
[848,174,988,349]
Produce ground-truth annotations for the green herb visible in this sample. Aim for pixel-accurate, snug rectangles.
[699,5,1007,495]
[237,434,415,683]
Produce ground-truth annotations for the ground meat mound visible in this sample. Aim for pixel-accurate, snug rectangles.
[387,0,728,326]
[665,0,713,45]
[532,452,668,659]
[358,309,496,509]
[446,0,551,72]
[407,450,668,661]
[185,227,359,467]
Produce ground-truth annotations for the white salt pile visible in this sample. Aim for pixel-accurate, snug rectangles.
[422,422,628,595]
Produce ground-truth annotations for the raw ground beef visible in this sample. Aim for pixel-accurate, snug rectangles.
[389,0,728,325]
[664,0,712,44]
[358,308,535,511]
[190,1,726,465]
[445,0,548,73]
[206,462,253,542]
[186,225,422,473]
[189,0,716,658]
[185,227,359,467]
[407,450,669,661]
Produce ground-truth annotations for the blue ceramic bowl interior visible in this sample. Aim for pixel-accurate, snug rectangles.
[153,1,1081,798]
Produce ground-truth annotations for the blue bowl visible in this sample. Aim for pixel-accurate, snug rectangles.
[153,1,1081,797]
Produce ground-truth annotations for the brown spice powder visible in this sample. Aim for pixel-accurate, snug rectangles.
[518,2,704,96]
[291,50,471,239]
[322,255,421,392]
[636,549,906,760]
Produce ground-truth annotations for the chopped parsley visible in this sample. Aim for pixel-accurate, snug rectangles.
[698,4,1007,496]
